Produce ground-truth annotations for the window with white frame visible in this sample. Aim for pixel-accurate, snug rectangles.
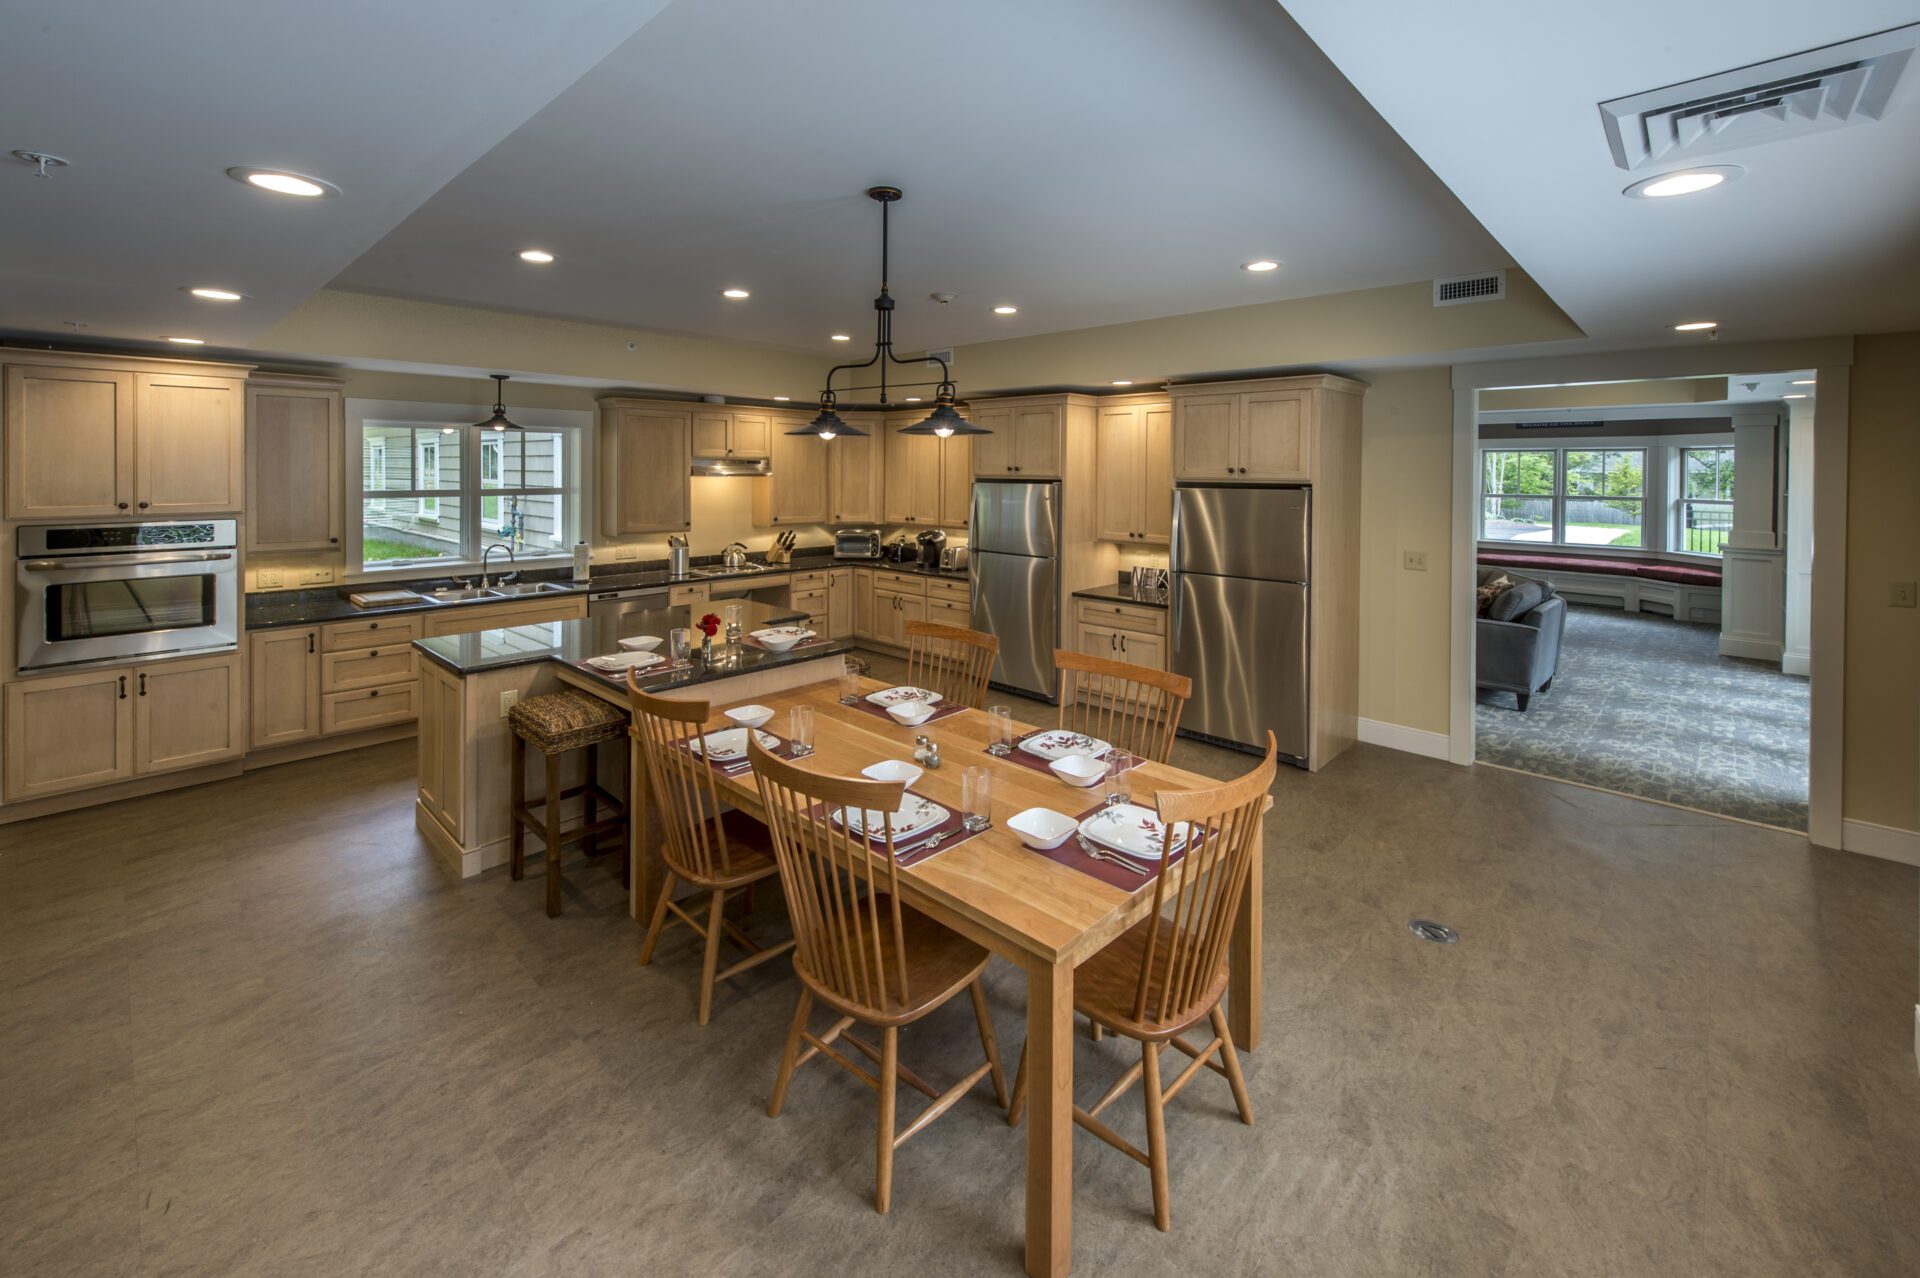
[1678,446,1735,555]
[1477,446,1646,548]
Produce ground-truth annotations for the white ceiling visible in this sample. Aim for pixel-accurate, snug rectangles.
[330,0,1513,354]
[0,0,672,349]
[1282,1,1920,344]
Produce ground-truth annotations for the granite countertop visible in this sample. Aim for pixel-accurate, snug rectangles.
[411,600,852,696]
[1072,579,1170,610]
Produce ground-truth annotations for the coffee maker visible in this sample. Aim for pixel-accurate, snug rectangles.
[915,528,947,569]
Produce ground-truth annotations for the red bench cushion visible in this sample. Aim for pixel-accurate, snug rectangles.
[1477,550,1721,588]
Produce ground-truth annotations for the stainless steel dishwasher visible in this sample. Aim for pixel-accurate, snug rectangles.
[586,585,670,628]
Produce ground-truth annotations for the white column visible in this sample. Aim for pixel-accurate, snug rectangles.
[1719,409,1787,661]
[1781,400,1814,676]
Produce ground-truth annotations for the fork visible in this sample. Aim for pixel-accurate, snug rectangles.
[1076,833,1150,876]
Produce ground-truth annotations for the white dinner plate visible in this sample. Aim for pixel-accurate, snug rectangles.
[865,685,943,708]
[1077,803,1184,861]
[688,727,780,762]
[1018,730,1112,762]
[832,794,950,842]
[586,650,666,672]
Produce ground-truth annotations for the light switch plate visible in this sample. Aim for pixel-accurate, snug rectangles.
[1403,550,1429,572]
[499,689,519,718]
[1891,581,1917,608]
[615,545,638,561]
[257,567,284,588]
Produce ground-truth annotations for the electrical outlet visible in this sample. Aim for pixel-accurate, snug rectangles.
[257,567,284,589]
[302,566,334,585]
[1403,550,1429,572]
[1891,581,1917,608]
[615,544,638,561]
[499,689,519,718]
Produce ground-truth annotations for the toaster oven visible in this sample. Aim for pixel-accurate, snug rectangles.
[834,528,881,560]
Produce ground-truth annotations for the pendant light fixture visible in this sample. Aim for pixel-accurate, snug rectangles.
[473,374,522,431]
[790,186,991,441]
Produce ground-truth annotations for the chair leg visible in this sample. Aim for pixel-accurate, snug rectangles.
[768,988,812,1118]
[582,742,599,858]
[1141,1041,1170,1231]
[543,751,563,918]
[696,888,727,1026]
[509,734,526,880]
[1515,692,1531,711]
[875,1025,898,1215]
[1007,1044,1027,1127]
[1211,1005,1254,1125]
[638,871,677,965]
[968,979,1009,1110]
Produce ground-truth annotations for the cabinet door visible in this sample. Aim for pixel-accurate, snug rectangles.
[854,571,876,638]
[911,433,944,524]
[1115,628,1165,671]
[768,428,829,524]
[1013,406,1062,477]
[247,385,343,552]
[1172,394,1239,479]
[926,596,970,629]
[135,373,244,513]
[604,408,692,534]
[883,424,931,523]
[692,412,732,457]
[4,364,135,518]
[1075,620,1123,660]
[730,412,773,459]
[827,570,854,638]
[3,668,134,800]
[1140,405,1173,544]
[1241,390,1310,479]
[249,628,321,748]
[828,425,883,523]
[136,655,243,774]
[1094,406,1141,542]
[938,435,972,527]
[969,407,1015,476]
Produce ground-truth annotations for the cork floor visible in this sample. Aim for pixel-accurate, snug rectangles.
[3,685,1917,1275]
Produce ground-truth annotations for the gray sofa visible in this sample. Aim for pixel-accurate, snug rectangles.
[1476,568,1566,711]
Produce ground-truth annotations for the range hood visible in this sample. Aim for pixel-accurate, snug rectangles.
[691,456,771,477]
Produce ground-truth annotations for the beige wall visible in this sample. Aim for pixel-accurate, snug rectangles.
[1841,332,1920,833]
[1478,377,1729,410]
[1357,367,1454,735]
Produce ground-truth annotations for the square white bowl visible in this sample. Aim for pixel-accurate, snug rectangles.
[886,702,936,726]
[1008,807,1078,851]
[724,704,775,730]
[1048,753,1105,787]
[749,627,814,652]
[617,634,662,652]
[860,759,923,787]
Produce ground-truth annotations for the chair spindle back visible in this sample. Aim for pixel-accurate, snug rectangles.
[626,678,742,882]
[903,621,999,708]
[1054,649,1193,763]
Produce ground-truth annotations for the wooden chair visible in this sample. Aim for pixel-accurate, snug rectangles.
[626,678,794,1026]
[747,735,1009,1213]
[1053,648,1194,764]
[1008,732,1276,1231]
[903,620,999,708]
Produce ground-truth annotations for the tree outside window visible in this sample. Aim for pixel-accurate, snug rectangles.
[1480,450,1555,542]
[1563,449,1644,547]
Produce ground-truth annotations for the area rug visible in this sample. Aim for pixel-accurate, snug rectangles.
[1475,605,1809,830]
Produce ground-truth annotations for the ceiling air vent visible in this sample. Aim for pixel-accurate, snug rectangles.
[1433,271,1506,307]
[1599,24,1917,170]
[924,348,954,368]
[1515,420,1608,430]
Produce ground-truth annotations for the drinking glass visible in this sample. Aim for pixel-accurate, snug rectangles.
[668,628,693,662]
[1102,752,1135,808]
[839,655,863,705]
[723,602,744,629]
[985,705,1014,756]
[788,704,815,757]
[961,766,993,833]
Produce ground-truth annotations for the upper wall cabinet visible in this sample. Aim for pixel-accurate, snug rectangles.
[598,398,692,534]
[1094,400,1172,544]
[881,413,970,526]
[247,374,344,553]
[1170,384,1315,482]
[692,409,772,460]
[754,413,829,525]
[828,413,886,524]
[969,402,1062,478]
[4,353,250,520]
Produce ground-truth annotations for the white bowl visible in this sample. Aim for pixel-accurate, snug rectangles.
[617,634,662,652]
[724,704,775,730]
[750,626,814,652]
[1048,753,1106,788]
[861,759,924,787]
[886,702,936,726]
[1008,807,1078,851]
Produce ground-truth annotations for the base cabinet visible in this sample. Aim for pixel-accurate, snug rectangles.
[1071,599,1167,670]
[250,627,321,748]
[827,569,855,638]
[136,655,245,774]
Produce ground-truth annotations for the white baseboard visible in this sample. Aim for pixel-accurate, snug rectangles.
[1780,648,1811,677]
[1841,819,1920,867]
[1357,718,1452,762]
[1719,634,1784,662]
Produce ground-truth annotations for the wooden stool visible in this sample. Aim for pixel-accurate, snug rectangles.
[508,691,630,917]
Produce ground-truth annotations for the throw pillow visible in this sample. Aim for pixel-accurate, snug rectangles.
[1475,573,1511,618]
[1490,578,1547,622]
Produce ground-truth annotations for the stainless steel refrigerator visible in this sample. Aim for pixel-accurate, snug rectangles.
[969,479,1060,700]
[1170,485,1310,762]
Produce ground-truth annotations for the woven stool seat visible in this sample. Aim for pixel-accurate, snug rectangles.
[509,691,625,753]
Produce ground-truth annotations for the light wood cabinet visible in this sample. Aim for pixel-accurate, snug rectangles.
[249,627,321,748]
[599,400,692,534]
[135,372,246,513]
[827,415,885,523]
[4,667,133,800]
[322,682,419,735]
[693,409,771,460]
[828,569,855,638]
[939,436,973,527]
[319,614,421,652]
[854,569,876,639]
[970,402,1062,478]
[247,375,343,553]
[135,655,244,774]
[417,664,464,836]
[925,577,971,629]
[1071,598,1167,670]
[755,419,829,525]
[1171,386,1310,481]
[320,645,416,693]
[3,363,134,518]
[1094,401,1172,544]
[419,596,585,638]
[883,419,941,524]
[871,572,927,647]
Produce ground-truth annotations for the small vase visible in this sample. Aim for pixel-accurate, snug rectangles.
[701,633,713,663]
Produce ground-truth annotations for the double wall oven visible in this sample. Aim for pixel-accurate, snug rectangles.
[15,520,240,674]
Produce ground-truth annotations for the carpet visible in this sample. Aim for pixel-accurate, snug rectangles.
[1475,605,1809,830]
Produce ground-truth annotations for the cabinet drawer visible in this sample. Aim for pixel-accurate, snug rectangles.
[320,645,416,693]
[791,570,828,590]
[790,587,827,614]
[321,681,418,735]
[926,577,969,604]
[873,570,924,593]
[1074,599,1166,636]
[669,585,708,608]
[322,614,423,652]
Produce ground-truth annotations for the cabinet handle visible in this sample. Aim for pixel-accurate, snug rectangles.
[138,672,147,696]
[368,649,378,657]
[118,675,127,700]
[329,537,339,544]
[369,689,380,697]
[1108,634,1116,651]
[1119,635,1128,653]
[307,634,315,654]
[117,502,129,511]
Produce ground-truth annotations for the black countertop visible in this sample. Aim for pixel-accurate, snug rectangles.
[1071,579,1170,610]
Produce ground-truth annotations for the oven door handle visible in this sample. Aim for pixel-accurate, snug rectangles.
[20,551,235,571]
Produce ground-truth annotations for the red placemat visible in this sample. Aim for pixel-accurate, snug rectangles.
[848,696,970,727]
[1024,801,1190,890]
[987,728,1147,778]
[570,654,694,686]
[806,793,985,867]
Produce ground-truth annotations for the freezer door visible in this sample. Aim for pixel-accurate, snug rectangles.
[1170,571,1308,758]
[970,481,1060,559]
[1171,485,1309,583]
[970,548,1057,699]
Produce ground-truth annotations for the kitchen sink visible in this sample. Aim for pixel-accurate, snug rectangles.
[688,564,772,578]
[422,587,497,603]
[485,581,575,597]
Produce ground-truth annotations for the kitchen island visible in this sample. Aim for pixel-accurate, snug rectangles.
[411,600,854,906]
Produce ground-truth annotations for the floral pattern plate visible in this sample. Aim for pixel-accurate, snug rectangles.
[688,727,780,762]
[832,794,950,842]
[1018,730,1112,762]
[586,650,667,672]
[865,685,944,708]
[1078,803,1185,861]
[750,626,816,643]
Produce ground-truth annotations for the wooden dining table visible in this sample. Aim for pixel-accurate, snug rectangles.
[609,672,1266,1278]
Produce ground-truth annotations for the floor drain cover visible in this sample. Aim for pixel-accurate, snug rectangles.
[1409,919,1459,944]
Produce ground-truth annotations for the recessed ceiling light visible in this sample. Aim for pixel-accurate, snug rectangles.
[1242,259,1280,272]
[721,288,751,299]
[1671,320,1718,332]
[1111,380,1133,386]
[1624,165,1742,199]
[185,286,245,302]
[992,305,1018,315]
[773,395,790,401]
[1783,393,1809,399]
[904,396,922,402]
[830,334,851,342]
[1791,378,1816,385]
[163,336,205,345]
[226,167,338,198]
[518,249,555,264]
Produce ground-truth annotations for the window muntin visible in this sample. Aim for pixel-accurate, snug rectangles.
[357,422,576,570]
[1680,446,1735,555]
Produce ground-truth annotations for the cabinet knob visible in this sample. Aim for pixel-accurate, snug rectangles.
[117,502,129,511]
[368,649,378,657]
[137,501,150,509]
[369,689,379,697]
[370,622,379,629]
[329,537,338,544]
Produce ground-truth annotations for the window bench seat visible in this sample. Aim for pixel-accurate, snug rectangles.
[1477,550,1722,625]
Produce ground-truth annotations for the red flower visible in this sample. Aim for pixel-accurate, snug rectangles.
[697,612,722,637]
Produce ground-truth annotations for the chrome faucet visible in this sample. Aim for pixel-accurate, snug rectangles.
[480,542,517,587]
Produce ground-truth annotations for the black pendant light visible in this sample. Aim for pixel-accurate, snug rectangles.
[790,185,988,441]
[473,374,523,431]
